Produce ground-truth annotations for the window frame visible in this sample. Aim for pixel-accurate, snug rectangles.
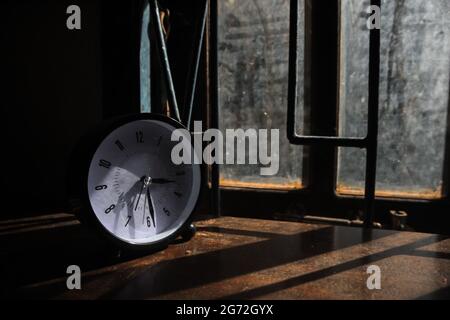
[207,0,450,234]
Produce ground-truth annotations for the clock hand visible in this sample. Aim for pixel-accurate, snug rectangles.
[151,178,176,184]
[134,176,146,211]
[146,187,156,227]
[143,186,148,225]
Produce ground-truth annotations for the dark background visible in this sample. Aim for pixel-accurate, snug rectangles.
[0,0,205,216]
[2,0,105,215]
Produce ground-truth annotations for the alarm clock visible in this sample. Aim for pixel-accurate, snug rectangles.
[68,113,201,251]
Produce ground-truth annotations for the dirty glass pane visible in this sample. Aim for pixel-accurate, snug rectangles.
[338,0,370,138]
[337,0,450,198]
[218,0,304,189]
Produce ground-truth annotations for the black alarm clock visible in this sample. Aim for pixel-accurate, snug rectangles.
[68,113,201,251]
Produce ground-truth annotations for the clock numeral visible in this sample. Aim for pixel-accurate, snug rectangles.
[95,185,108,191]
[163,207,171,217]
[115,140,125,151]
[125,216,132,227]
[174,192,183,198]
[146,216,152,228]
[99,160,112,169]
[105,204,116,214]
[136,131,144,143]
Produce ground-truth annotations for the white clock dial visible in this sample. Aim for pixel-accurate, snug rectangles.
[87,119,200,245]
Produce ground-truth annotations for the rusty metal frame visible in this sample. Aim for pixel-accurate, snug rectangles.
[188,0,450,233]
[286,0,380,227]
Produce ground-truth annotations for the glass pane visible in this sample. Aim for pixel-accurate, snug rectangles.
[337,0,450,198]
[218,0,304,189]
[338,0,370,138]
[337,147,366,194]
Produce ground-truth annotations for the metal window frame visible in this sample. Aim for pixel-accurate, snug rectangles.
[286,0,380,227]
[206,0,450,234]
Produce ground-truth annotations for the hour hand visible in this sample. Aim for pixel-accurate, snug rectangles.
[134,177,146,211]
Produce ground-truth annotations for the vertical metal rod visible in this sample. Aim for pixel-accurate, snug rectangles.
[442,76,450,199]
[286,0,365,148]
[209,0,221,217]
[184,0,208,130]
[364,0,381,228]
[151,0,181,122]
[287,0,299,141]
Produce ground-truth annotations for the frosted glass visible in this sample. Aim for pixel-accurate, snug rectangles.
[218,0,305,189]
[337,0,450,198]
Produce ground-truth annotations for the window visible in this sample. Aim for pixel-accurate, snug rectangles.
[216,0,450,202]
[337,0,450,199]
[218,0,304,190]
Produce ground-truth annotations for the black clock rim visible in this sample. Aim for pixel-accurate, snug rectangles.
[70,113,202,252]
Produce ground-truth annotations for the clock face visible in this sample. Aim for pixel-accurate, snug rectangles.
[87,118,201,245]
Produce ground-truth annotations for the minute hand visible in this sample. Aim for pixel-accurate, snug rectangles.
[146,187,156,227]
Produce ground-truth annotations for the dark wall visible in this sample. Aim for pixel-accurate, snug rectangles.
[0,0,135,216]
[0,0,202,217]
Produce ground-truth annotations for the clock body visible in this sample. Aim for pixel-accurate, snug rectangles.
[69,113,201,251]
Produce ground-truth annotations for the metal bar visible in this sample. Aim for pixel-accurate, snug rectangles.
[287,0,381,228]
[151,0,181,122]
[183,0,208,130]
[287,0,300,141]
[289,135,367,148]
[287,0,367,149]
[441,52,450,201]
[209,0,221,217]
[302,215,381,228]
[364,0,381,227]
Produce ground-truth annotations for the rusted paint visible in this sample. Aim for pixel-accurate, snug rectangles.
[220,178,304,191]
[336,184,443,200]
